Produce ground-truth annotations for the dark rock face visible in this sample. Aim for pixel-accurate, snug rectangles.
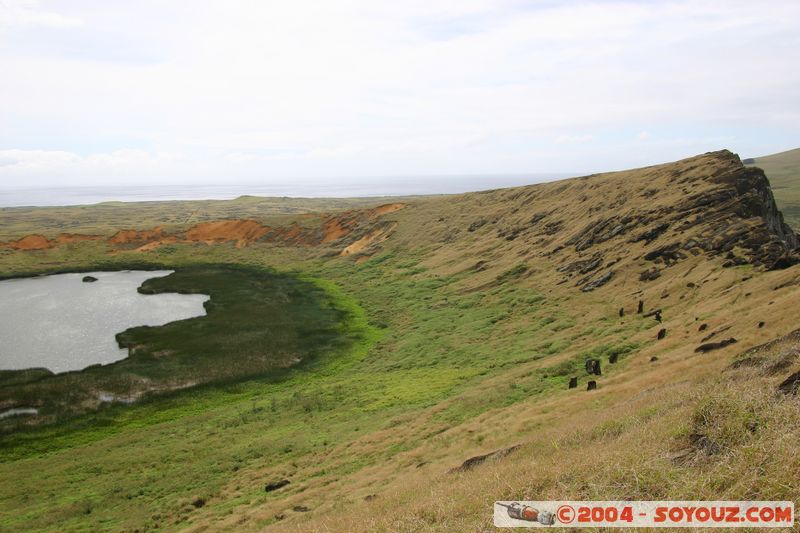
[637,300,644,314]
[568,376,578,389]
[640,268,661,282]
[468,219,488,232]
[530,212,548,225]
[675,155,798,268]
[587,380,597,391]
[731,328,800,372]
[82,276,98,283]
[498,226,525,241]
[566,215,640,252]
[623,153,800,273]
[644,244,686,265]
[543,220,564,235]
[265,479,291,492]
[768,255,798,270]
[722,251,749,268]
[778,371,800,395]
[580,271,614,292]
[558,253,604,276]
[449,444,521,473]
[695,338,738,353]
[657,328,667,340]
[733,168,797,247]
[543,151,796,294]
[689,431,721,455]
[634,223,670,245]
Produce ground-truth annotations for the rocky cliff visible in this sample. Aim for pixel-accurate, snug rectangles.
[684,150,797,269]
[384,149,800,294]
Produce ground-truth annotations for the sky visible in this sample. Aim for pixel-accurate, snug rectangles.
[0,0,799,189]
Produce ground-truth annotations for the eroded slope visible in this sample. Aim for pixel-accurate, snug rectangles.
[0,150,799,532]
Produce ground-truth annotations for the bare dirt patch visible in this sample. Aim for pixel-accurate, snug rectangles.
[371,203,406,216]
[0,233,101,250]
[185,219,270,248]
[341,223,398,256]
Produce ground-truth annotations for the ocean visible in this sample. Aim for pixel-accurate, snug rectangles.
[0,174,575,208]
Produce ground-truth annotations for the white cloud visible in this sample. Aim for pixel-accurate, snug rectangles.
[555,135,593,144]
[0,149,184,185]
[637,131,651,141]
[0,1,799,186]
[0,0,83,28]
[0,149,80,170]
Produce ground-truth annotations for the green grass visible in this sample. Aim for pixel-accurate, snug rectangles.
[0,243,659,530]
[0,257,389,530]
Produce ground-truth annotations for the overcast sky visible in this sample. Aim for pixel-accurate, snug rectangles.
[1,0,799,189]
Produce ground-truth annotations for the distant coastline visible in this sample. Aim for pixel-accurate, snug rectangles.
[0,174,574,208]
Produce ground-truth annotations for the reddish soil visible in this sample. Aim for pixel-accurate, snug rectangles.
[0,233,101,250]
[340,223,398,256]
[322,218,351,243]
[184,220,270,248]
[2,203,405,254]
[108,227,165,246]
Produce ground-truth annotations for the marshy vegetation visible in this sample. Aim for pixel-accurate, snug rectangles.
[0,264,357,432]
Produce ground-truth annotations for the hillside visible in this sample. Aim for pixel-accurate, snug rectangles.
[745,147,800,229]
[0,150,799,531]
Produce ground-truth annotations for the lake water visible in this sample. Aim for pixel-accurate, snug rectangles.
[0,271,209,373]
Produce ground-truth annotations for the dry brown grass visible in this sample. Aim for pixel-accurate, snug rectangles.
[303,333,800,532]
[126,152,800,530]
[2,151,799,532]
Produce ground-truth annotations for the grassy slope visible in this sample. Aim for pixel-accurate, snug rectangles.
[746,147,800,229]
[0,195,421,240]
[0,151,798,531]
[1,247,596,531]
[316,330,800,532]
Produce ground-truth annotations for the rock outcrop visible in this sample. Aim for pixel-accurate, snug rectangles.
[695,338,738,353]
[548,150,798,292]
[448,444,521,473]
[673,152,798,269]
